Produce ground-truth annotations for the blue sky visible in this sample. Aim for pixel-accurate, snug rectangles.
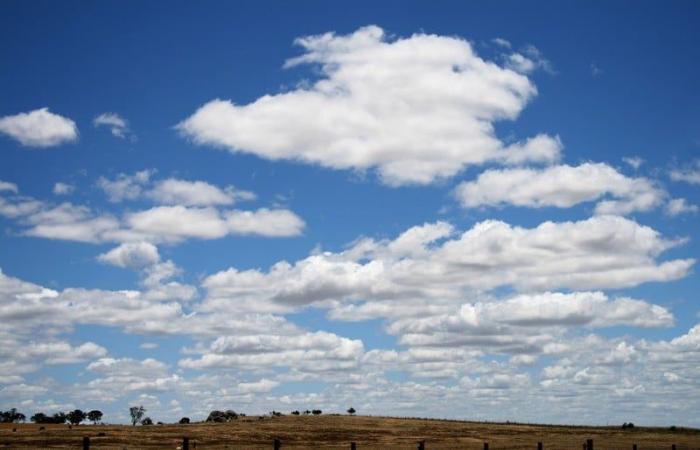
[1,1,699,425]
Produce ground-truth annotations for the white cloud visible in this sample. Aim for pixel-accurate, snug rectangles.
[98,242,161,268]
[126,205,304,241]
[201,216,692,318]
[454,163,665,215]
[93,112,130,138]
[97,170,154,202]
[491,37,511,49]
[147,178,254,206]
[670,160,700,185]
[623,156,644,170]
[665,198,698,216]
[1,179,304,243]
[0,108,78,147]
[0,181,18,194]
[178,25,561,186]
[52,182,75,195]
[225,208,305,237]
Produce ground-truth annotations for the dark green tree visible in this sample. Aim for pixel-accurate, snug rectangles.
[87,410,103,425]
[129,406,145,426]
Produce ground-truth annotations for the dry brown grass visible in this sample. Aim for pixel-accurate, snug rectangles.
[1,415,699,449]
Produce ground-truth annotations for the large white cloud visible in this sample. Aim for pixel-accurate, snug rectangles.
[0,108,78,147]
[455,163,665,215]
[178,25,561,185]
[201,216,692,315]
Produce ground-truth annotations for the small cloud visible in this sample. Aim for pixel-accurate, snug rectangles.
[623,156,644,170]
[53,182,75,195]
[669,160,700,185]
[0,181,19,194]
[665,198,698,216]
[93,112,132,139]
[0,108,78,148]
[590,62,603,77]
[140,342,159,350]
[492,37,511,49]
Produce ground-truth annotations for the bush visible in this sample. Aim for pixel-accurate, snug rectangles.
[179,417,190,424]
[312,409,322,415]
[206,410,238,423]
[347,407,356,415]
[291,410,300,415]
[622,422,635,429]
[141,417,153,426]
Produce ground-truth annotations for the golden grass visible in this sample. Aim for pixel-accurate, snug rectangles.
[1,415,699,449]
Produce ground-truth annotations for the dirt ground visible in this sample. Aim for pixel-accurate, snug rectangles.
[1,415,699,449]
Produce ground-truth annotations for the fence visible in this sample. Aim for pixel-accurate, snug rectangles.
[73,437,689,450]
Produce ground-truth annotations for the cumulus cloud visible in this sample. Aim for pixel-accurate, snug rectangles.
[97,170,154,202]
[178,25,561,186]
[201,216,691,316]
[454,163,665,214]
[0,108,78,147]
[2,179,304,243]
[98,242,161,268]
[147,178,255,206]
[93,112,130,138]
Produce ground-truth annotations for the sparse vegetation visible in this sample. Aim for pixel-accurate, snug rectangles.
[347,407,356,416]
[1,415,698,448]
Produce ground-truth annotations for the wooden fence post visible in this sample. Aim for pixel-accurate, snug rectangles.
[538,442,543,450]
[274,438,281,450]
[633,445,637,450]
[484,443,489,450]
[350,442,356,450]
[82,436,90,450]
[672,445,676,450]
[417,441,425,450]
[183,437,189,450]
[586,439,593,450]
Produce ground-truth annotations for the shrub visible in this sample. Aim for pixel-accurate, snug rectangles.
[141,417,153,426]
[179,417,191,424]
[312,409,322,415]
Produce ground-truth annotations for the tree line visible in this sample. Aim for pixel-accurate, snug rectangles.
[2,405,357,425]
[1,408,102,425]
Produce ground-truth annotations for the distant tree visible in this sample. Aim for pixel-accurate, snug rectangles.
[1,409,26,423]
[51,412,67,424]
[87,410,103,425]
[303,410,311,415]
[67,409,87,425]
[31,412,48,424]
[347,407,356,416]
[312,409,322,415]
[129,406,145,426]
[291,410,300,415]
[179,417,190,424]
[141,417,153,426]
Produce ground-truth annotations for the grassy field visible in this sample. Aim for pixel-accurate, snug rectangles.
[1,415,699,449]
